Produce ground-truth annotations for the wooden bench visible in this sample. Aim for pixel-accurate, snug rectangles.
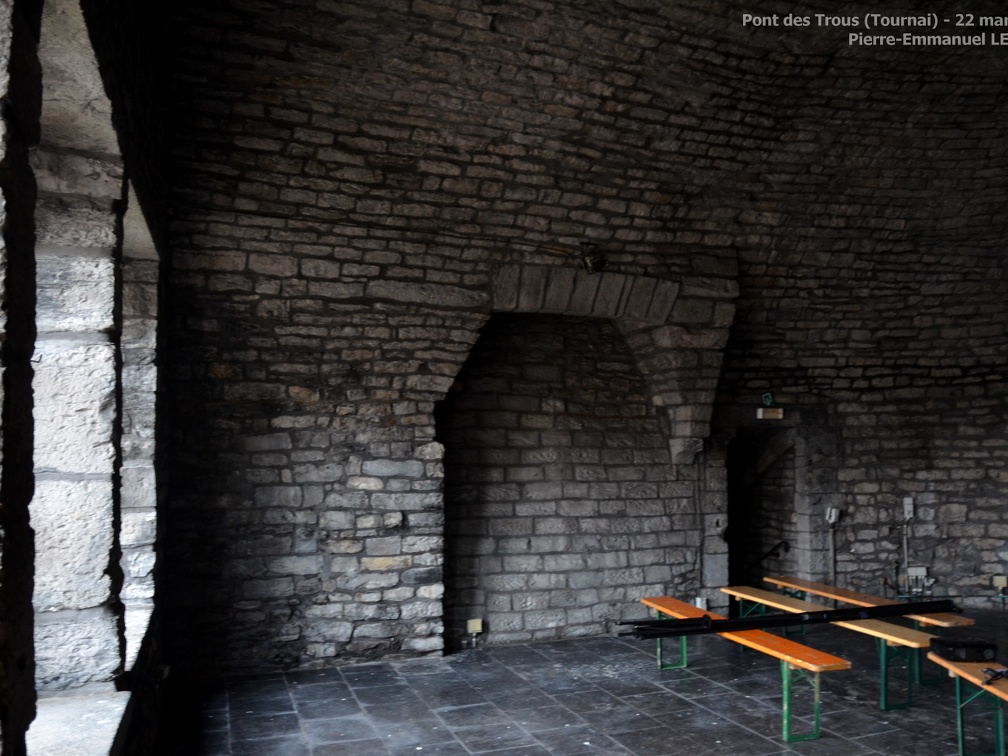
[721,585,937,710]
[763,575,975,629]
[763,574,974,687]
[927,652,1007,756]
[641,596,851,742]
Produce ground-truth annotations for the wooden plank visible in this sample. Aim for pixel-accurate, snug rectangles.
[641,596,712,620]
[721,585,937,649]
[926,652,1008,704]
[640,596,851,673]
[763,575,974,628]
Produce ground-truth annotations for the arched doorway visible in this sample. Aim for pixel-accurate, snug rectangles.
[725,423,837,594]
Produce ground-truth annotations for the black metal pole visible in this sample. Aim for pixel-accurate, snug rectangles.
[619,599,959,639]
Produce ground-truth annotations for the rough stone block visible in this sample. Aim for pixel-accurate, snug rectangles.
[34,608,120,690]
[35,197,118,248]
[31,150,123,198]
[33,341,116,475]
[31,478,113,611]
[36,251,115,333]
[120,508,157,547]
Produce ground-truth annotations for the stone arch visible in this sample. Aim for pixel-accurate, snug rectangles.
[490,262,738,464]
[490,263,680,324]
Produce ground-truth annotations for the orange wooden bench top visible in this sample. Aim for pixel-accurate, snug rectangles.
[926,652,1008,704]
[763,575,974,628]
[721,585,937,649]
[641,596,851,673]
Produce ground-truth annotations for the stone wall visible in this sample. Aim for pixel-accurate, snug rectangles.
[158,0,1008,679]
[713,6,1008,600]
[30,149,124,689]
[438,314,699,648]
[28,0,130,691]
[161,0,741,676]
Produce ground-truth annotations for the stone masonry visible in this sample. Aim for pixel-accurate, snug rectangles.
[438,314,700,649]
[157,0,1008,679]
[30,150,123,689]
[2,0,1008,751]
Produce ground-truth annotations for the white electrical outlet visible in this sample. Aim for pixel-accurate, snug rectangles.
[994,575,1008,589]
[695,596,708,610]
[902,497,914,520]
[907,566,928,578]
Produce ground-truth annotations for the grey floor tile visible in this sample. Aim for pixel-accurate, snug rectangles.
[509,704,586,732]
[312,738,390,755]
[353,682,423,707]
[288,680,351,702]
[387,742,470,755]
[285,667,345,685]
[531,725,633,755]
[450,721,539,752]
[294,695,363,719]
[301,715,380,745]
[435,701,510,728]
[231,734,310,756]
[607,724,697,756]
[229,711,301,741]
[374,717,458,749]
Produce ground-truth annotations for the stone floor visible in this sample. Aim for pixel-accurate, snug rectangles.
[167,608,1008,755]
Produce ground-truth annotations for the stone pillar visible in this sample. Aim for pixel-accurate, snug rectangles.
[0,0,42,750]
[31,149,124,689]
[119,184,159,670]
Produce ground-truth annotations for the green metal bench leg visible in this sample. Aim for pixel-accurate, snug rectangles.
[877,639,914,710]
[735,599,765,653]
[954,676,1006,756]
[781,661,822,742]
[738,598,765,619]
[910,619,942,686]
[655,610,688,670]
[778,588,809,636]
[740,598,803,637]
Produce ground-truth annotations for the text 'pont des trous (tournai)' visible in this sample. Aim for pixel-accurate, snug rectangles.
[741,12,1008,47]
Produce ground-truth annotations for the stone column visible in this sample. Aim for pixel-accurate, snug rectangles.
[119,184,159,670]
[31,150,124,689]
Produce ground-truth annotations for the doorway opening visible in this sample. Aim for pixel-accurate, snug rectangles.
[726,428,799,588]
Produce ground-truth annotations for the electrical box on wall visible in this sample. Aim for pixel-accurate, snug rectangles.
[902,497,915,520]
[757,407,783,420]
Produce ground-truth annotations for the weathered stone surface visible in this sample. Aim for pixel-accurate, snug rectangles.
[366,280,489,310]
[31,479,113,611]
[155,0,1008,682]
[34,608,120,690]
[36,251,115,333]
[30,149,123,198]
[34,197,117,248]
[33,341,116,475]
[438,315,691,648]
